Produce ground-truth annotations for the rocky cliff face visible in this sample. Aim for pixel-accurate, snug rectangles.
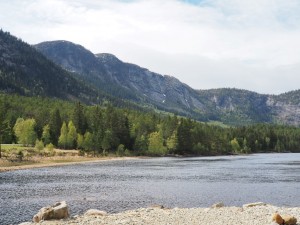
[34,41,300,126]
[267,92,300,126]
[35,42,206,119]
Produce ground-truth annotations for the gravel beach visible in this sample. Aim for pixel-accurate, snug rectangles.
[20,203,300,225]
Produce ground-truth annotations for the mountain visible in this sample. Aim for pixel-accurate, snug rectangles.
[196,88,273,124]
[34,40,300,126]
[0,30,107,104]
[2,30,300,126]
[35,41,210,120]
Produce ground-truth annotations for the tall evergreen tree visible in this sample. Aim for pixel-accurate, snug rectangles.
[49,109,62,146]
[72,102,86,135]
[176,119,193,154]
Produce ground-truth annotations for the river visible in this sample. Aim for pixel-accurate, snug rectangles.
[0,153,299,224]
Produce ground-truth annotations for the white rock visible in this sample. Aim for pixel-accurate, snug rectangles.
[32,201,69,222]
[84,209,107,216]
[243,202,267,208]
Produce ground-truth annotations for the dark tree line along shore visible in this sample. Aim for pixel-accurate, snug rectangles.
[1,94,300,157]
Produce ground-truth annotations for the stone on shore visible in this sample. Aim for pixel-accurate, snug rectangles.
[211,202,225,208]
[33,201,69,222]
[84,209,107,216]
[272,213,297,225]
[281,215,297,225]
[242,202,267,208]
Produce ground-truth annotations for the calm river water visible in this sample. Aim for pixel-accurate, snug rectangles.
[0,153,300,224]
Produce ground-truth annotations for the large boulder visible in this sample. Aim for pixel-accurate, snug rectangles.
[272,213,297,225]
[33,201,69,222]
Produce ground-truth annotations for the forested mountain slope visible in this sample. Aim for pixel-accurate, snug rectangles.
[35,40,300,126]
[0,30,110,104]
[1,29,300,126]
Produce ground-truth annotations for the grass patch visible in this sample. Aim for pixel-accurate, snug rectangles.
[1,144,34,151]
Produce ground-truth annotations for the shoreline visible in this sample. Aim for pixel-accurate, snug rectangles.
[20,203,300,225]
[0,156,143,173]
[1,152,296,173]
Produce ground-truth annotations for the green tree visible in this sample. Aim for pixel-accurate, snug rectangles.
[133,134,148,152]
[176,119,193,154]
[166,130,178,152]
[58,122,68,149]
[35,139,44,152]
[230,138,241,153]
[49,109,62,145]
[275,139,283,152]
[42,124,51,145]
[242,138,251,153]
[83,131,94,152]
[77,134,84,149]
[67,121,77,149]
[89,106,104,150]
[72,102,86,135]
[116,144,125,156]
[102,130,113,153]
[13,118,37,146]
[148,131,167,156]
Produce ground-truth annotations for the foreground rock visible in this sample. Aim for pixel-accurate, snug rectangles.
[272,213,297,225]
[32,201,69,222]
[22,203,300,225]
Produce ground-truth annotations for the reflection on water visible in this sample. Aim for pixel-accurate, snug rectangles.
[0,153,299,224]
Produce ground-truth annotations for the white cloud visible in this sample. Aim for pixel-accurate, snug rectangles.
[1,0,300,94]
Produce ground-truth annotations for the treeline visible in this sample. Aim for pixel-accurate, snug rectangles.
[1,94,300,156]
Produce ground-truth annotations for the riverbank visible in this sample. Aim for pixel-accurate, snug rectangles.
[0,156,140,172]
[20,203,300,225]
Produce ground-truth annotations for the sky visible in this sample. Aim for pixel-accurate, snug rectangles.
[1,0,300,94]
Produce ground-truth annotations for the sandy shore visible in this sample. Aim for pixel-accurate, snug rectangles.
[20,204,300,225]
[0,156,140,173]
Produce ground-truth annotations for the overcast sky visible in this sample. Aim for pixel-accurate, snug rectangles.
[1,0,300,94]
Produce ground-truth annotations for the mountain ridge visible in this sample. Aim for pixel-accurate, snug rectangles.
[34,40,300,125]
[1,30,299,126]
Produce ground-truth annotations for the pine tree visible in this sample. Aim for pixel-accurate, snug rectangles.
[72,102,86,135]
[176,119,193,154]
[49,109,62,145]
